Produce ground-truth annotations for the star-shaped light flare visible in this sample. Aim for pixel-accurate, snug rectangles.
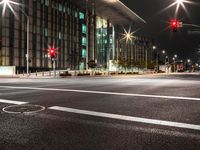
[121,27,137,43]
[0,0,21,17]
[161,0,195,18]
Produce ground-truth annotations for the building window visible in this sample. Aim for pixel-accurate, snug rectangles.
[33,25,36,34]
[82,24,86,34]
[79,62,84,70]
[82,37,86,46]
[44,28,48,37]
[59,4,62,11]
[45,0,49,6]
[82,48,86,58]
[79,12,84,20]
[58,32,62,39]
[75,11,78,18]
[110,38,113,44]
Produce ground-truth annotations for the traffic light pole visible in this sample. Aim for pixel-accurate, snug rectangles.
[26,17,29,78]
[174,59,176,73]
[156,52,158,73]
[145,49,148,71]
[51,59,56,78]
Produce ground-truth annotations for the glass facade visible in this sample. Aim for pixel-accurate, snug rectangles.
[0,0,154,72]
[96,16,114,67]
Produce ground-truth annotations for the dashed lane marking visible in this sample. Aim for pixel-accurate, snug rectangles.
[49,106,200,131]
[0,99,28,105]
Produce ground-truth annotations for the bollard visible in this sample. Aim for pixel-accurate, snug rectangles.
[36,71,37,76]
[23,70,24,76]
[42,71,44,76]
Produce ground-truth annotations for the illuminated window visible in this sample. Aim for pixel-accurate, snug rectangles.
[45,0,49,6]
[44,28,48,37]
[75,12,78,18]
[82,37,86,46]
[110,38,113,44]
[58,32,62,39]
[82,49,86,58]
[82,24,86,34]
[59,4,62,11]
[79,62,84,70]
[79,12,84,20]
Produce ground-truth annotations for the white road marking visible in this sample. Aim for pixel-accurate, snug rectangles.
[0,85,200,102]
[49,106,200,131]
[0,99,28,105]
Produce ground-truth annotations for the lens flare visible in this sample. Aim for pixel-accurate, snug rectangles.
[0,0,21,17]
[121,26,138,43]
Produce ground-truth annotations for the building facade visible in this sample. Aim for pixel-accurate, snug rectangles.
[0,0,154,73]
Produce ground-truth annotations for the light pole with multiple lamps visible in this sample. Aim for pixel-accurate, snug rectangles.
[0,0,29,77]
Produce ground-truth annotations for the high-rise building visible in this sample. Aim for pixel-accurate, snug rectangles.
[0,0,154,73]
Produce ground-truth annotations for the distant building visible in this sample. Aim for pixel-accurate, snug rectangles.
[0,0,154,72]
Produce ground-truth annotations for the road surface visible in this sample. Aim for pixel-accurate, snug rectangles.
[0,73,200,150]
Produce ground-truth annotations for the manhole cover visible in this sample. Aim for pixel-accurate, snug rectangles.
[2,104,45,114]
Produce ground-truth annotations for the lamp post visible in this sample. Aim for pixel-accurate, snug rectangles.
[121,27,135,72]
[26,15,29,77]
[146,48,148,71]
[187,59,191,71]
[165,56,168,73]
[153,46,158,72]
[1,0,29,77]
[173,54,178,72]
[172,57,176,72]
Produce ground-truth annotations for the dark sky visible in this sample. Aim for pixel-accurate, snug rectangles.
[121,0,200,62]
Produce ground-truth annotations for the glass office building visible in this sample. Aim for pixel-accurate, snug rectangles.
[0,0,154,72]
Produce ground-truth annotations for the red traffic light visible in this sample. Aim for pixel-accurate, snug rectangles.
[170,19,178,32]
[49,47,56,58]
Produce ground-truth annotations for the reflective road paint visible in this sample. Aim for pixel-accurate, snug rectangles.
[49,106,200,131]
[0,86,200,102]
[0,99,28,105]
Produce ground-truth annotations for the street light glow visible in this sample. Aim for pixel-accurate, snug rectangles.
[176,0,185,4]
[1,0,9,5]
[106,0,118,3]
[160,0,193,18]
[0,0,20,17]
[0,0,29,77]
[162,50,166,54]
[121,27,136,43]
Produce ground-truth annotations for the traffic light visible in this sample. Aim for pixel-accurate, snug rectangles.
[170,19,178,32]
[49,47,56,59]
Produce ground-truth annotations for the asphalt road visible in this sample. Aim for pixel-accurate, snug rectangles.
[0,73,200,150]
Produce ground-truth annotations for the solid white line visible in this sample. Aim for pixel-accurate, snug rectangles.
[0,85,200,102]
[0,99,28,105]
[49,106,200,131]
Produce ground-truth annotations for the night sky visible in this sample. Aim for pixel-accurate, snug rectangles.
[121,0,200,62]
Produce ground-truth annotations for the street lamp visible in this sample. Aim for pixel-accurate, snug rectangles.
[176,0,185,4]
[153,46,158,72]
[121,27,136,72]
[0,0,29,77]
[173,54,178,72]
[165,56,169,73]
[172,57,176,72]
